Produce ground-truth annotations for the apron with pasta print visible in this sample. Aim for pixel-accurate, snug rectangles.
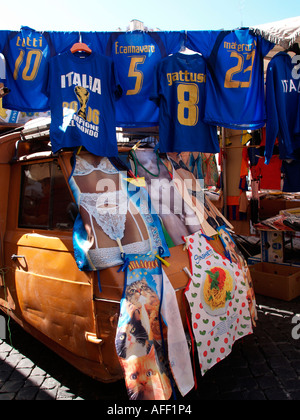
[185,232,253,375]
[116,250,194,400]
[217,226,258,327]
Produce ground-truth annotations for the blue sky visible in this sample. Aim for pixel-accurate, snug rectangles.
[1,0,298,32]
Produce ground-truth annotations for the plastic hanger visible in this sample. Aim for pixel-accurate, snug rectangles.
[71,33,92,54]
[71,42,92,54]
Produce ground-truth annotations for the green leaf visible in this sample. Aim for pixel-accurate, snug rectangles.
[205,270,220,290]
[225,291,232,301]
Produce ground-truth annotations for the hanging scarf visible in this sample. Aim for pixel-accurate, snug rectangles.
[116,250,194,400]
[184,232,253,376]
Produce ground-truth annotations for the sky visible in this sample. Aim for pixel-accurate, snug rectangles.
[1,0,299,32]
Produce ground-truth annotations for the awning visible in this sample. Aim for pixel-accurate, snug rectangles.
[251,16,300,49]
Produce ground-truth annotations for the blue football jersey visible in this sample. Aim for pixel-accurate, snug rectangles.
[82,31,184,127]
[48,50,122,157]
[150,52,219,153]
[186,29,274,130]
[0,26,79,111]
[265,52,300,163]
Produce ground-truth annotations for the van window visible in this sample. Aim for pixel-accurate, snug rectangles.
[18,160,75,230]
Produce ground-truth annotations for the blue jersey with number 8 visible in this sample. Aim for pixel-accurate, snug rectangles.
[0,26,79,112]
[186,29,274,130]
[150,52,219,153]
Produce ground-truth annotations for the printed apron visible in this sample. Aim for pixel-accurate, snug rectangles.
[185,232,253,375]
[116,251,194,400]
[217,226,258,327]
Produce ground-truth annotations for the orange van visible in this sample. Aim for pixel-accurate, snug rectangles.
[0,122,215,382]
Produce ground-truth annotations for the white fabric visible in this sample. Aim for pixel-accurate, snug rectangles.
[80,191,128,242]
[252,16,300,49]
[160,270,194,397]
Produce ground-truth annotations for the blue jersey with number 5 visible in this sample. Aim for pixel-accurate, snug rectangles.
[82,31,184,127]
[186,29,274,130]
[0,26,79,112]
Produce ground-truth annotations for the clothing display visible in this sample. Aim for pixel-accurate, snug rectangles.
[129,148,202,246]
[200,153,219,187]
[217,226,257,326]
[0,27,79,111]
[150,52,219,153]
[251,155,282,190]
[265,52,300,163]
[188,152,204,180]
[116,251,194,400]
[68,153,169,271]
[282,159,300,192]
[186,29,274,129]
[48,50,122,157]
[1,23,299,402]
[82,30,184,127]
[184,232,253,375]
[166,153,233,233]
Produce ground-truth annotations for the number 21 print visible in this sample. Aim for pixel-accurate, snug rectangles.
[224,49,256,89]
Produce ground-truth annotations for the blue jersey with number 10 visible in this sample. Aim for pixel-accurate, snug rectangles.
[186,29,274,130]
[0,26,79,112]
[82,31,184,127]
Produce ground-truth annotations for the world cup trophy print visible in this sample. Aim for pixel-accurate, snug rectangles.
[75,85,90,120]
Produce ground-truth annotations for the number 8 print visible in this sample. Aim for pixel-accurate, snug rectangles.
[177,83,199,127]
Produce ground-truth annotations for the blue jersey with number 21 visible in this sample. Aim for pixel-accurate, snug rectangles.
[186,29,274,130]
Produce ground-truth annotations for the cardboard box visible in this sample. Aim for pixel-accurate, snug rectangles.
[250,262,300,301]
[247,254,261,266]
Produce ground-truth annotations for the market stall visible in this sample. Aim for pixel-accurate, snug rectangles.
[0,17,298,401]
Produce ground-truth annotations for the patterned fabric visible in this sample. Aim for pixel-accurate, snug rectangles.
[68,153,169,271]
[184,232,253,375]
[116,251,194,400]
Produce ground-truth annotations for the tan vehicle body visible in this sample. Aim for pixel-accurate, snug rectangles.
[0,128,225,382]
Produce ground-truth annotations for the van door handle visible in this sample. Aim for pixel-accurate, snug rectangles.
[11,254,26,260]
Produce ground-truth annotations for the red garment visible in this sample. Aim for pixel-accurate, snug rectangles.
[240,147,249,178]
[260,127,278,147]
[251,156,282,190]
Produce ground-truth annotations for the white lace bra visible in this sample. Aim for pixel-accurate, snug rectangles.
[72,154,152,269]
[73,155,119,176]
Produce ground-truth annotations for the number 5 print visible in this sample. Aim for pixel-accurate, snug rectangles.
[126,56,146,96]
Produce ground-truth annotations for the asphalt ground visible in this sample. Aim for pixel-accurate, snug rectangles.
[0,293,300,402]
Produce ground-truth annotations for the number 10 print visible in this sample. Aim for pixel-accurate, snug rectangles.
[13,49,43,81]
